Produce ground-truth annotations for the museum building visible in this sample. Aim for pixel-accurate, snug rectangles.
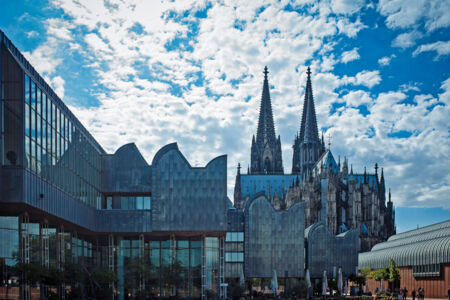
[359,220,450,299]
[0,30,359,300]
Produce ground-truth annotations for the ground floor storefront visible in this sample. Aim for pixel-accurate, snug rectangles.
[0,214,226,300]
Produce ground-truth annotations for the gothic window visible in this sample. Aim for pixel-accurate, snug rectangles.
[264,157,270,173]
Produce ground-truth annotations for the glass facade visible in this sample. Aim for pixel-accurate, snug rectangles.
[24,74,102,207]
[0,217,19,266]
[114,237,210,299]
[102,195,151,210]
[205,237,220,293]
[225,232,244,278]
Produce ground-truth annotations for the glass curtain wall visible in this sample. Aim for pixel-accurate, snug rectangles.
[204,237,220,295]
[23,73,102,207]
[225,232,244,278]
[115,238,205,299]
[0,217,19,291]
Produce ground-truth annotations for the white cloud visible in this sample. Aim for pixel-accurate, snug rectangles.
[46,18,74,40]
[330,0,366,15]
[340,70,382,88]
[26,31,38,38]
[413,41,450,59]
[22,37,63,75]
[341,48,360,63]
[341,90,372,106]
[392,31,423,49]
[327,77,450,208]
[378,54,395,66]
[378,0,450,32]
[49,76,66,98]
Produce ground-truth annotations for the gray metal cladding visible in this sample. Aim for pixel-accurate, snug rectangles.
[95,210,152,233]
[227,209,244,232]
[305,222,358,278]
[101,143,152,193]
[359,220,450,269]
[244,193,305,278]
[151,143,228,231]
[22,169,96,230]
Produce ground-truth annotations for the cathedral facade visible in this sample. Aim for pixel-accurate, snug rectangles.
[234,67,396,252]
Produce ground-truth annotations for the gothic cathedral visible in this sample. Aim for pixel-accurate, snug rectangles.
[234,67,396,252]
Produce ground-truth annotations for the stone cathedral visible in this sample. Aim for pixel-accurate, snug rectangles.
[234,67,396,251]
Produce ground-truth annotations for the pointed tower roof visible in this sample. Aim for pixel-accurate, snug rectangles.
[256,66,277,146]
[299,67,320,143]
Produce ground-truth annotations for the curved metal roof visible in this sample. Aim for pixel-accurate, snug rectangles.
[387,219,450,241]
[359,220,450,269]
[372,220,450,251]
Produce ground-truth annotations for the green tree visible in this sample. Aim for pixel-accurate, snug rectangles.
[126,257,154,297]
[161,259,185,296]
[349,272,367,295]
[388,258,401,292]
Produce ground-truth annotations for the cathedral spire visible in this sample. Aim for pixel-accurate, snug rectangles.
[299,67,320,144]
[256,66,276,145]
[292,67,324,175]
[250,66,283,174]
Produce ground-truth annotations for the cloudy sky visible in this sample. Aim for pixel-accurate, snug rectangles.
[2,0,449,232]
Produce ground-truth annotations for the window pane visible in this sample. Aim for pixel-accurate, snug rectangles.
[42,94,47,121]
[52,103,56,129]
[52,127,56,158]
[56,108,60,133]
[144,197,151,210]
[36,145,41,175]
[121,197,128,210]
[36,112,41,145]
[237,253,243,262]
[25,75,30,104]
[25,135,30,169]
[31,81,36,110]
[31,109,36,139]
[136,196,143,210]
[36,88,41,116]
[128,197,136,210]
[106,197,112,209]
[31,139,36,172]
[25,104,30,137]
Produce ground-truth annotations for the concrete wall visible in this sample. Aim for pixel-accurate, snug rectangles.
[244,193,305,278]
[151,143,228,232]
[305,222,358,278]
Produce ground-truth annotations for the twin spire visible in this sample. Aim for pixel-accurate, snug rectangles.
[251,66,320,175]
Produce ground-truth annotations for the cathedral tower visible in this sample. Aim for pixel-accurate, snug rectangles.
[250,66,284,174]
[292,67,324,176]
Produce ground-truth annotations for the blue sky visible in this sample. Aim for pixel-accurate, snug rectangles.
[1,0,449,232]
